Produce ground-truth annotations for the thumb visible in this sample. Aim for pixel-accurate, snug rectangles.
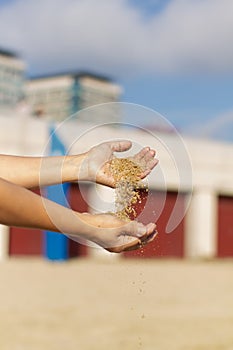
[121,221,148,239]
[110,140,132,153]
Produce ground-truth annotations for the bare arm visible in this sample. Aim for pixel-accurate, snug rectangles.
[0,140,158,189]
[0,153,85,188]
[0,177,157,253]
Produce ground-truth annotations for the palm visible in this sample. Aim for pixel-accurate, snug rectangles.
[86,141,158,188]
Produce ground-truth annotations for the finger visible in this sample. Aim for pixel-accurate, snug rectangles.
[107,236,141,253]
[133,147,151,161]
[140,158,159,178]
[140,224,158,243]
[122,239,142,252]
[144,149,156,162]
[135,147,156,160]
[110,140,132,153]
[122,228,158,252]
[146,222,157,233]
[146,231,158,243]
[121,221,148,239]
[121,221,157,241]
[108,225,158,253]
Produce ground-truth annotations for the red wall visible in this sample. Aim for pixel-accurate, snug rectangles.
[9,185,90,257]
[218,195,233,257]
[9,227,43,256]
[68,183,89,257]
[124,190,185,258]
[9,188,43,256]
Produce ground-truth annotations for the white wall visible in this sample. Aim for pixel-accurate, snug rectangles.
[185,188,218,258]
[0,113,233,259]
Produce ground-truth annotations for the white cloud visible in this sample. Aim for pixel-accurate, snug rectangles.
[0,0,233,77]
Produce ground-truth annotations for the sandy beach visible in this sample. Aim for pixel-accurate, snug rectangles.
[0,257,233,350]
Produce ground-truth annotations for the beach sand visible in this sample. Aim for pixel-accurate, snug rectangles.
[0,256,233,350]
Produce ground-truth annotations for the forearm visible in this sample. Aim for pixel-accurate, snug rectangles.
[0,177,157,253]
[0,154,86,188]
[0,177,88,236]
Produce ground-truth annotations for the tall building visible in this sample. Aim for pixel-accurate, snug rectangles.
[0,48,26,112]
[26,72,122,123]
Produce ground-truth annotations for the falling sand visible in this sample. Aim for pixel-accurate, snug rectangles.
[109,158,148,221]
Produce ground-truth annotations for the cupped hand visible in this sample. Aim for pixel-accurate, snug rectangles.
[80,140,158,187]
[75,212,158,253]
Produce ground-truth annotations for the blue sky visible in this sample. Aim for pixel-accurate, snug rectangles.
[122,74,233,132]
[128,0,172,16]
[0,0,232,140]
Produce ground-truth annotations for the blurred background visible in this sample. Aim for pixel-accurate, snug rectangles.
[0,0,232,349]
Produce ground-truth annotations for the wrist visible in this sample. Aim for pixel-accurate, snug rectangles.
[62,153,88,182]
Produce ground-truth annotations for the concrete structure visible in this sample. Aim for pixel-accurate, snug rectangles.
[26,72,122,122]
[0,49,25,112]
[0,113,233,259]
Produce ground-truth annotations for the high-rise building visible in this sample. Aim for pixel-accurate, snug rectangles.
[26,72,122,122]
[0,49,26,112]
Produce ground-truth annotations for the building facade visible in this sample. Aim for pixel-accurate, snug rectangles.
[26,72,122,122]
[0,49,25,112]
[0,114,233,260]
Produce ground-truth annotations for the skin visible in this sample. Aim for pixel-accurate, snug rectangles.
[0,140,158,253]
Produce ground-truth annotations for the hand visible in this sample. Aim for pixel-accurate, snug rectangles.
[80,140,159,187]
[70,213,158,253]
